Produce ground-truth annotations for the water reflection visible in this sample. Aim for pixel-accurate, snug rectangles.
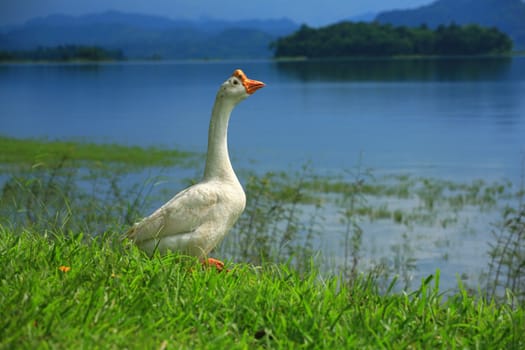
[275,57,513,82]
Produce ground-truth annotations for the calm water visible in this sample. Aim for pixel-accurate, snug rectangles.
[1,58,525,289]
[1,58,524,181]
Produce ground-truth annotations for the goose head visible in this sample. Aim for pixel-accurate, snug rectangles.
[217,69,265,104]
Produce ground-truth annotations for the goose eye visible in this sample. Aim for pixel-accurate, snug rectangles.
[233,79,239,85]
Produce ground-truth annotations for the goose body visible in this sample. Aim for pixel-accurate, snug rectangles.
[127,69,265,258]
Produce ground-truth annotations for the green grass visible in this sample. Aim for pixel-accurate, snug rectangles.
[1,137,524,347]
[0,135,195,168]
[1,228,523,349]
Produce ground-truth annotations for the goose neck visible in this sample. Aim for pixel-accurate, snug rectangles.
[203,98,237,181]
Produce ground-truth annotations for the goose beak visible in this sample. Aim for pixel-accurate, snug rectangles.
[243,78,265,94]
[233,69,265,94]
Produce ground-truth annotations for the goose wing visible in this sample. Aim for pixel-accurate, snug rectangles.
[126,183,219,243]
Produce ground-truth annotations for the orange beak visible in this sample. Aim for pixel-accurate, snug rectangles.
[243,78,265,94]
[233,69,265,94]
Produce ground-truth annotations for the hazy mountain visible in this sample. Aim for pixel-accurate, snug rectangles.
[348,12,378,23]
[375,0,525,49]
[0,10,298,59]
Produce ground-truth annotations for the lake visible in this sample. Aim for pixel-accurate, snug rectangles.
[1,57,525,290]
[2,58,524,181]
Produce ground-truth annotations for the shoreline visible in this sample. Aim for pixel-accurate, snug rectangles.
[1,52,524,65]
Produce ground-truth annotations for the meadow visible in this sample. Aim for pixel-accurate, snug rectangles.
[1,229,524,349]
[0,136,524,348]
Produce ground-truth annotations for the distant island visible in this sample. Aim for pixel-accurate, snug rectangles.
[375,0,525,50]
[0,45,125,62]
[273,22,513,58]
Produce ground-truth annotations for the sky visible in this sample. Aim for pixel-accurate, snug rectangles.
[0,0,434,26]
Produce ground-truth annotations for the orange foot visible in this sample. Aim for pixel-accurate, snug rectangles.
[202,257,226,272]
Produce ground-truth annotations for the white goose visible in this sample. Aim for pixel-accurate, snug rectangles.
[126,69,265,269]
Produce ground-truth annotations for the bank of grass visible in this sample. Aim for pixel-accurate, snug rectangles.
[1,228,523,349]
[2,136,524,347]
[0,135,195,168]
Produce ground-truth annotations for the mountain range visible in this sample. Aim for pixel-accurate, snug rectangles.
[1,1,524,59]
[375,0,525,50]
[0,11,298,59]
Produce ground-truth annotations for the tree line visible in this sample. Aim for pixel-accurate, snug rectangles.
[272,22,513,58]
[0,45,125,62]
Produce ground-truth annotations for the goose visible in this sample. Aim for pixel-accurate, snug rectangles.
[126,69,265,270]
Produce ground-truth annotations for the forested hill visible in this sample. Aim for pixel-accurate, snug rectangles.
[272,22,512,58]
[375,0,525,50]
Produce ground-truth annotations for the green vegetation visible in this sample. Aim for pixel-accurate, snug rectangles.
[273,22,513,58]
[375,0,525,51]
[1,230,524,349]
[0,45,125,62]
[1,136,524,347]
[0,136,197,234]
[486,203,525,305]
[0,135,194,168]
[2,136,523,293]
